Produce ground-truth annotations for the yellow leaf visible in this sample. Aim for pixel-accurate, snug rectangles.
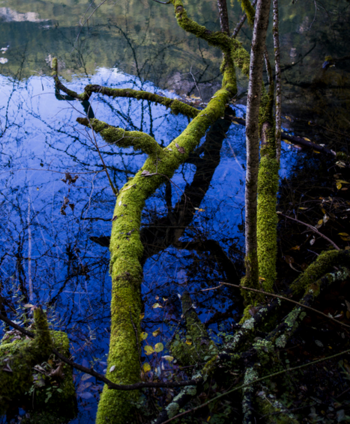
[141,332,148,341]
[313,150,320,154]
[162,355,174,362]
[140,313,145,320]
[143,363,151,372]
[155,342,164,352]
[285,116,292,121]
[321,208,326,214]
[299,207,307,210]
[185,340,192,345]
[155,295,159,300]
[337,180,350,184]
[282,139,292,144]
[152,328,161,337]
[318,219,323,226]
[232,120,240,125]
[152,303,163,309]
[144,345,155,355]
[207,417,211,422]
[337,182,342,190]
[338,233,349,237]
[304,137,311,141]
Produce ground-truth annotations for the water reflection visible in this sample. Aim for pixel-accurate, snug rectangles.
[0,63,301,421]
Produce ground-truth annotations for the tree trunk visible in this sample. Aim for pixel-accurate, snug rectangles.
[243,0,272,302]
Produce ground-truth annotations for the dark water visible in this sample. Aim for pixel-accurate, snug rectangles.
[0,0,349,422]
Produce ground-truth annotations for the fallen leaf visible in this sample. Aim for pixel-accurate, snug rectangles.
[155,342,164,352]
[162,355,174,362]
[141,332,148,341]
[144,345,155,355]
[152,303,162,309]
[109,365,116,373]
[142,363,151,373]
[152,328,161,337]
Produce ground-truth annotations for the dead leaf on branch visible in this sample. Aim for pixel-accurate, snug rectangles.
[175,143,185,154]
[141,170,157,177]
[61,173,79,185]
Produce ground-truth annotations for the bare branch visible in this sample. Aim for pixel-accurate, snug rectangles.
[277,212,341,250]
[215,282,350,329]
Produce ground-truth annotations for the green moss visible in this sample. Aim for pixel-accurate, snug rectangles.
[240,0,256,26]
[83,86,200,118]
[93,60,232,424]
[231,43,250,78]
[77,118,163,158]
[290,249,345,296]
[171,0,250,78]
[257,156,279,292]
[0,310,76,420]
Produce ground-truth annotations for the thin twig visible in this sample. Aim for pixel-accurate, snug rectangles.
[74,0,109,47]
[277,212,340,250]
[202,282,350,329]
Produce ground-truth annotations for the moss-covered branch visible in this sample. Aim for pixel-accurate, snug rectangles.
[53,59,199,119]
[90,65,234,423]
[239,0,256,26]
[171,0,250,78]
[290,249,350,296]
[77,117,163,158]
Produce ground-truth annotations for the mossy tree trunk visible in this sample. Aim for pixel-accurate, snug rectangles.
[77,2,240,420]
[243,0,272,302]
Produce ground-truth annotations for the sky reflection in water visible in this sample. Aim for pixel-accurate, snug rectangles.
[0,68,298,422]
